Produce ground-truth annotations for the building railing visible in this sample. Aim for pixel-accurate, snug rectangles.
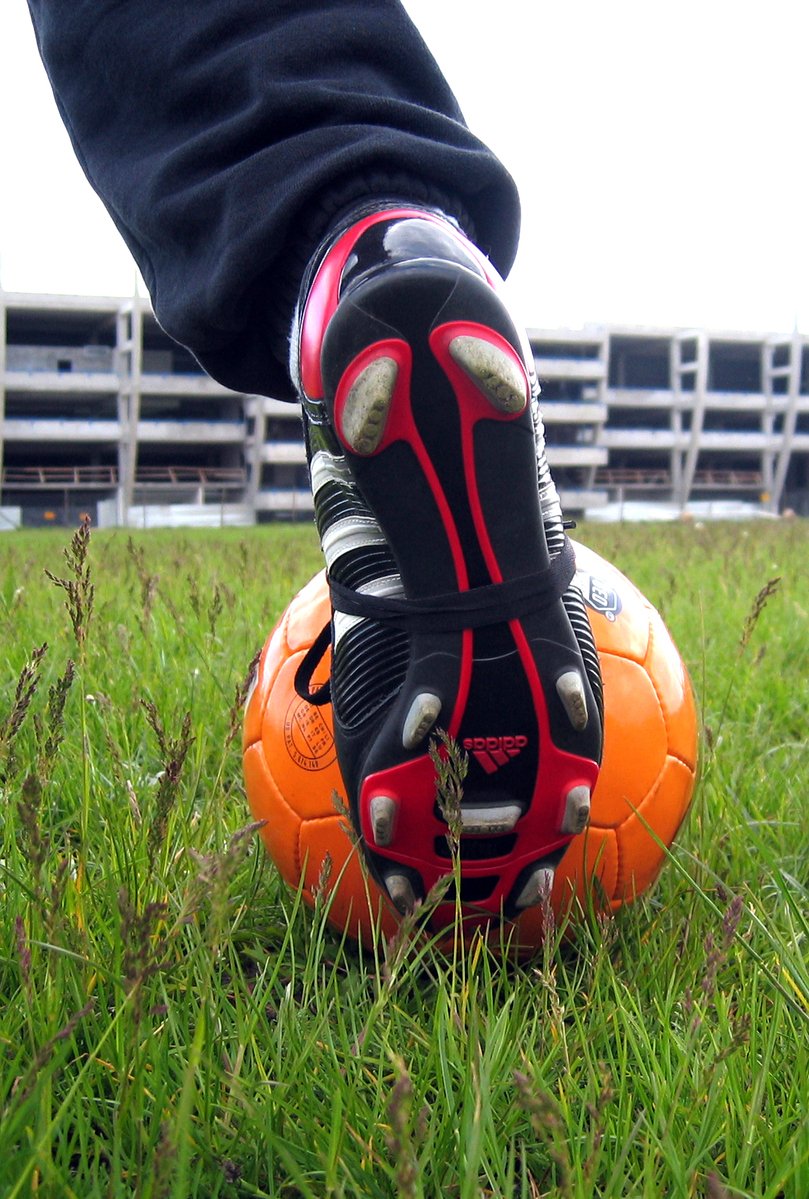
[1,465,247,490]
[2,466,118,488]
[595,468,764,489]
[594,469,671,486]
[134,466,246,488]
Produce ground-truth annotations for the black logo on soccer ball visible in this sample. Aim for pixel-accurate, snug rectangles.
[581,574,622,623]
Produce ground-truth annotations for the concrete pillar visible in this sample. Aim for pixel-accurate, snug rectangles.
[245,395,267,512]
[585,331,609,491]
[115,299,143,524]
[761,339,779,497]
[673,332,708,506]
[771,331,803,511]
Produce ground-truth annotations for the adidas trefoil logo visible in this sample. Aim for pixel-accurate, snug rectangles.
[463,735,528,775]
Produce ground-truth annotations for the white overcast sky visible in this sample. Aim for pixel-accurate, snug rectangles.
[1,1,807,335]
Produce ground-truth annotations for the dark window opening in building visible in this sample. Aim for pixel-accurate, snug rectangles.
[608,337,670,389]
[539,380,596,402]
[5,394,119,421]
[260,464,309,489]
[139,395,243,423]
[6,307,117,349]
[702,410,761,433]
[605,405,672,431]
[709,342,762,392]
[533,341,602,361]
[773,343,790,369]
[783,456,809,514]
[137,443,241,469]
[548,423,596,445]
[698,452,761,467]
[608,450,671,471]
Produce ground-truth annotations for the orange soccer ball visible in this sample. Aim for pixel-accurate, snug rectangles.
[243,543,699,945]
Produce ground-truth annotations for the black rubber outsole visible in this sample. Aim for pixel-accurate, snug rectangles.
[313,259,603,918]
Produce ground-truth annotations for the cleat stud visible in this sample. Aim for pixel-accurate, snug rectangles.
[385,873,418,915]
[448,335,527,413]
[513,865,555,911]
[556,670,589,731]
[340,357,397,454]
[402,691,442,750]
[459,803,522,835]
[561,784,591,835]
[369,795,398,847]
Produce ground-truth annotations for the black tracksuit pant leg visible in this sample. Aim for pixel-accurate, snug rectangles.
[26,0,521,399]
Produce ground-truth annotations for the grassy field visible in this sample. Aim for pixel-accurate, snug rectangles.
[0,518,807,1198]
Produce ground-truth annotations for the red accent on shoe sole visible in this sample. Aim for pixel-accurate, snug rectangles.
[334,339,474,738]
[430,322,529,423]
[431,322,601,849]
[344,325,599,903]
[299,208,456,400]
[359,748,596,922]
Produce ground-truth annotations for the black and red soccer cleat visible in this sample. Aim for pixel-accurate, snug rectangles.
[291,205,603,922]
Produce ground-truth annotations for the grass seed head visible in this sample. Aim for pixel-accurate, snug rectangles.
[739,576,781,650]
[513,1069,571,1197]
[45,516,94,651]
[10,1000,95,1110]
[126,536,159,627]
[0,643,48,775]
[150,1123,178,1199]
[17,773,47,887]
[385,1056,425,1199]
[118,887,170,1025]
[429,728,467,857]
[15,914,32,1001]
[187,821,265,944]
[226,647,261,747]
[332,788,361,851]
[312,850,333,909]
[39,658,76,775]
[142,703,195,864]
[208,583,224,637]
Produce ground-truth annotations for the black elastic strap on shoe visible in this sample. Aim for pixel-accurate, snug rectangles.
[328,537,576,633]
[294,538,577,706]
[295,622,333,705]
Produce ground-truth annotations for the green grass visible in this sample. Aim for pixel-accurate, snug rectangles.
[0,518,807,1198]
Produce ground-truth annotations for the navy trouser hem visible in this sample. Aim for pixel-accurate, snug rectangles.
[27,0,521,399]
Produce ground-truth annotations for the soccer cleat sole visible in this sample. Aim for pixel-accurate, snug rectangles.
[302,213,602,924]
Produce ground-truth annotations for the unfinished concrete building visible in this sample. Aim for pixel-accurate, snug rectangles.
[1,291,807,528]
